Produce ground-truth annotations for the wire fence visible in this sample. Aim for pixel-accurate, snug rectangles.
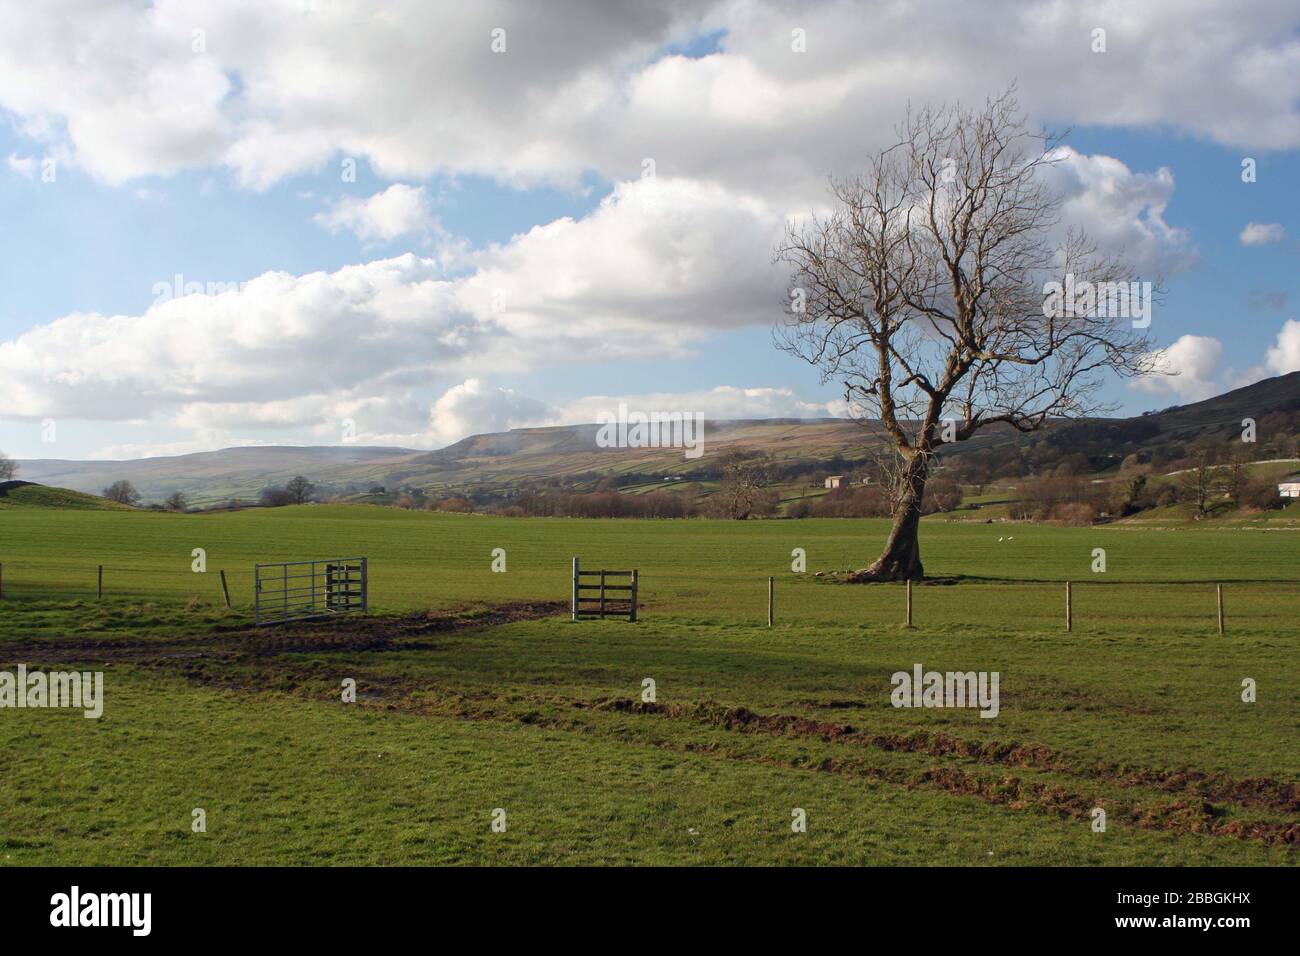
[0,560,251,606]
[1,558,1295,637]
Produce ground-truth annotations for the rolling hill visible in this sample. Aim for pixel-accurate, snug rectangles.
[11,372,1299,507]
[0,480,129,510]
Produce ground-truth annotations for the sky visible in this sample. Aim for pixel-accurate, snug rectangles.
[0,0,1297,461]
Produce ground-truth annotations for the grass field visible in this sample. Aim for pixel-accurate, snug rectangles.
[1,504,1296,865]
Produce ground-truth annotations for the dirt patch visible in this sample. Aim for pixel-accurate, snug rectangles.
[2,600,569,663]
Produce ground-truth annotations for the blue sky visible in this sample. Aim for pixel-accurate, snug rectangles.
[0,1,1297,461]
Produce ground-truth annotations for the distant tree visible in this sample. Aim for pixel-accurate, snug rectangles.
[1177,445,1217,516]
[1215,452,1247,508]
[1118,453,1143,473]
[102,480,141,506]
[1118,468,1151,516]
[259,486,296,507]
[1051,502,1097,526]
[1240,478,1284,511]
[923,477,964,513]
[713,451,772,519]
[436,497,474,513]
[163,491,189,512]
[0,450,16,481]
[285,476,315,504]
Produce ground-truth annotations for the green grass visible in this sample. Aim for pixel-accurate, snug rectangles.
[0,483,127,511]
[0,504,1295,865]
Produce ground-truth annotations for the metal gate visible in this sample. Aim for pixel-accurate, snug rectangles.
[254,557,368,626]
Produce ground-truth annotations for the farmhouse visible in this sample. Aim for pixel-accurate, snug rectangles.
[1279,481,1300,498]
[825,475,845,489]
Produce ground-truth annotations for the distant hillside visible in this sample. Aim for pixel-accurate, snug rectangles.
[15,445,419,508]
[12,372,1299,506]
[14,420,877,506]
[0,480,129,511]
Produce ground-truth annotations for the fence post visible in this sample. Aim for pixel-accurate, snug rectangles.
[571,557,579,621]
[0,561,4,599]
[97,564,103,600]
[361,557,368,613]
[905,579,913,627]
[219,570,232,609]
[599,569,607,619]
[630,569,639,623]
[1217,584,1224,636]
[1066,581,1072,632]
[767,576,774,627]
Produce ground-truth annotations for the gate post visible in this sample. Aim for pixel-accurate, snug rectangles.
[571,557,579,621]
[630,569,639,623]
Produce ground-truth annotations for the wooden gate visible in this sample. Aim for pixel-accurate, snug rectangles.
[571,557,638,621]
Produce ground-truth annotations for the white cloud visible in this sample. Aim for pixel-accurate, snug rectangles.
[1264,318,1300,374]
[1132,334,1224,401]
[0,0,1296,196]
[0,151,1198,450]
[0,176,784,431]
[0,255,473,423]
[314,183,437,242]
[425,379,558,445]
[460,175,785,334]
[1043,147,1195,276]
[1239,221,1286,246]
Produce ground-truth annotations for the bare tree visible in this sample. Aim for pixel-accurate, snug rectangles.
[259,486,295,507]
[712,451,771,519]
[285,475,315,505]
[1215,450,1247,508]
[102,480,141,506]
[777,88,1156,580]
[164,491,189,512]
[1178,443,1218,516]
[0,450,15,482]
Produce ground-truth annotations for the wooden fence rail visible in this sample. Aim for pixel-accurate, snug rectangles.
[571,557,638,621]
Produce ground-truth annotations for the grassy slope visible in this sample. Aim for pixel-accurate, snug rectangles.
[0,483,128,511]
[0,506,1295,865]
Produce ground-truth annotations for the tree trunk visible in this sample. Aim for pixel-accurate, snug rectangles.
[849,452,928,582]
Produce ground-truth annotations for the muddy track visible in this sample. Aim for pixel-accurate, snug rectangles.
[0,600,570,661]
[362,689,1300,848]
[586,698,1300,816]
